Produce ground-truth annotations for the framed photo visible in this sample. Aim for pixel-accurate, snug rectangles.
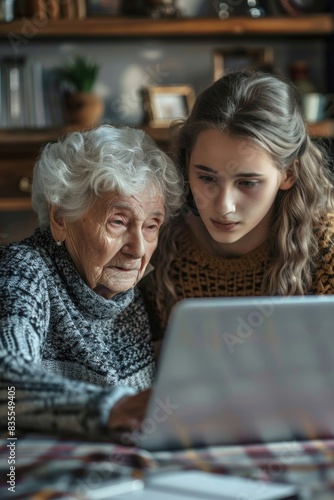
[86,0,121,16]
[145,85,196,128]
[213,47,274,81]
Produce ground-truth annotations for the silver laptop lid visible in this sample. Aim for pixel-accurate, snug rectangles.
[139,296,334,451]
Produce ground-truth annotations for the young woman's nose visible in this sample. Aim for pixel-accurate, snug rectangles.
[214,185,236,215]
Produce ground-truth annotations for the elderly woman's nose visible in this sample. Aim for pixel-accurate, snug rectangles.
[123,229,146,257]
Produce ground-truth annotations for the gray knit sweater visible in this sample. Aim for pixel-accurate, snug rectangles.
[0,228,154,438]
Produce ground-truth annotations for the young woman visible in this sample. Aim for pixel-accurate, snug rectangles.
[140,69,334,344]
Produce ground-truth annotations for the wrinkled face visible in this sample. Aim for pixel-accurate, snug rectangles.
[62,188,165,298]
[188,130,293,256]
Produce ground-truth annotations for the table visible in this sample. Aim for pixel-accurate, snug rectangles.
[1,433,334,499]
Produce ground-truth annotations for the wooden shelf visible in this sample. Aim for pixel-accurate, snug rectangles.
[0,198,32,211]
[307,120,334,138]
[0,126,89,152]
[0,120,333,149]
[0,126,172,147]
[0,128,65,145]
[0,14,332,39]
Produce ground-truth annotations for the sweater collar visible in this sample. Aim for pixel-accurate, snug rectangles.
[36,227,135,319]
[182,225,271,271]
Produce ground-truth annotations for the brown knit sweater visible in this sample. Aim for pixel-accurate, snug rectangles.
[140,214,334,340]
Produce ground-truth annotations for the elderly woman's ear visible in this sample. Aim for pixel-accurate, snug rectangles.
[49,204,66,245]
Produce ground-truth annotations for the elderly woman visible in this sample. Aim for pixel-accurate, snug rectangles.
[0,125,184,439]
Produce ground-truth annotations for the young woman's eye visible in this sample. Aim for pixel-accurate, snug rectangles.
[239,180,259,188]
[198,175,217,184]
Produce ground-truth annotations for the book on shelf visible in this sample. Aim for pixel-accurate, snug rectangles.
[0,65,7,128]
[61,0,87,19]
[15,0,73,19]
[30,59,46,128]
[27,0,48,21]
[9,57,25,127]
[23,58,38,128]
[47,0,61,19]
[0,56,66,130]
[14,0,27,18]
[43,69,67,127]
[75,0,87,19]
[1,57,26,128]
[60,0,76,19]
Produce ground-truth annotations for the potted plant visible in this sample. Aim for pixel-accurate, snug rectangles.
[55,55,104,128]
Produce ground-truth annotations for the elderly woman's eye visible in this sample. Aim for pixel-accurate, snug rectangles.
[147,221,162,231]
[111,219,124,226]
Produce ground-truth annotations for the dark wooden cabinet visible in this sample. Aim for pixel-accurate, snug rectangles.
[0,134,43,243]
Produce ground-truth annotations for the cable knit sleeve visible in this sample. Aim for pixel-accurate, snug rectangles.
[0,244,138,439]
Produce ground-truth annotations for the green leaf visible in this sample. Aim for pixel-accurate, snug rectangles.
[54,55,100,92]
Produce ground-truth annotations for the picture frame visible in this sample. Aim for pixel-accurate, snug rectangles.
[86,0,122,16]
[213,47,274,81]
[145,85,196,128]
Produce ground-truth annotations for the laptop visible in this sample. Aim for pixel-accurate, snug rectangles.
[136,295,334,452]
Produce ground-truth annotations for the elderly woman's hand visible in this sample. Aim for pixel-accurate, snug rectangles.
[108,388,152,432]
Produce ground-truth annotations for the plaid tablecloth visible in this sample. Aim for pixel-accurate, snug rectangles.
[1,433,334,499]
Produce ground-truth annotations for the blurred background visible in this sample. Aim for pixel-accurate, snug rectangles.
[0,0,333,243]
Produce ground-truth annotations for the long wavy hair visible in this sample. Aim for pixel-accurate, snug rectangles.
[152,69,334,321]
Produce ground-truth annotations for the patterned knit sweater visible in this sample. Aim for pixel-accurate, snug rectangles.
[141,214,334,340]
[0,228,154,438]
